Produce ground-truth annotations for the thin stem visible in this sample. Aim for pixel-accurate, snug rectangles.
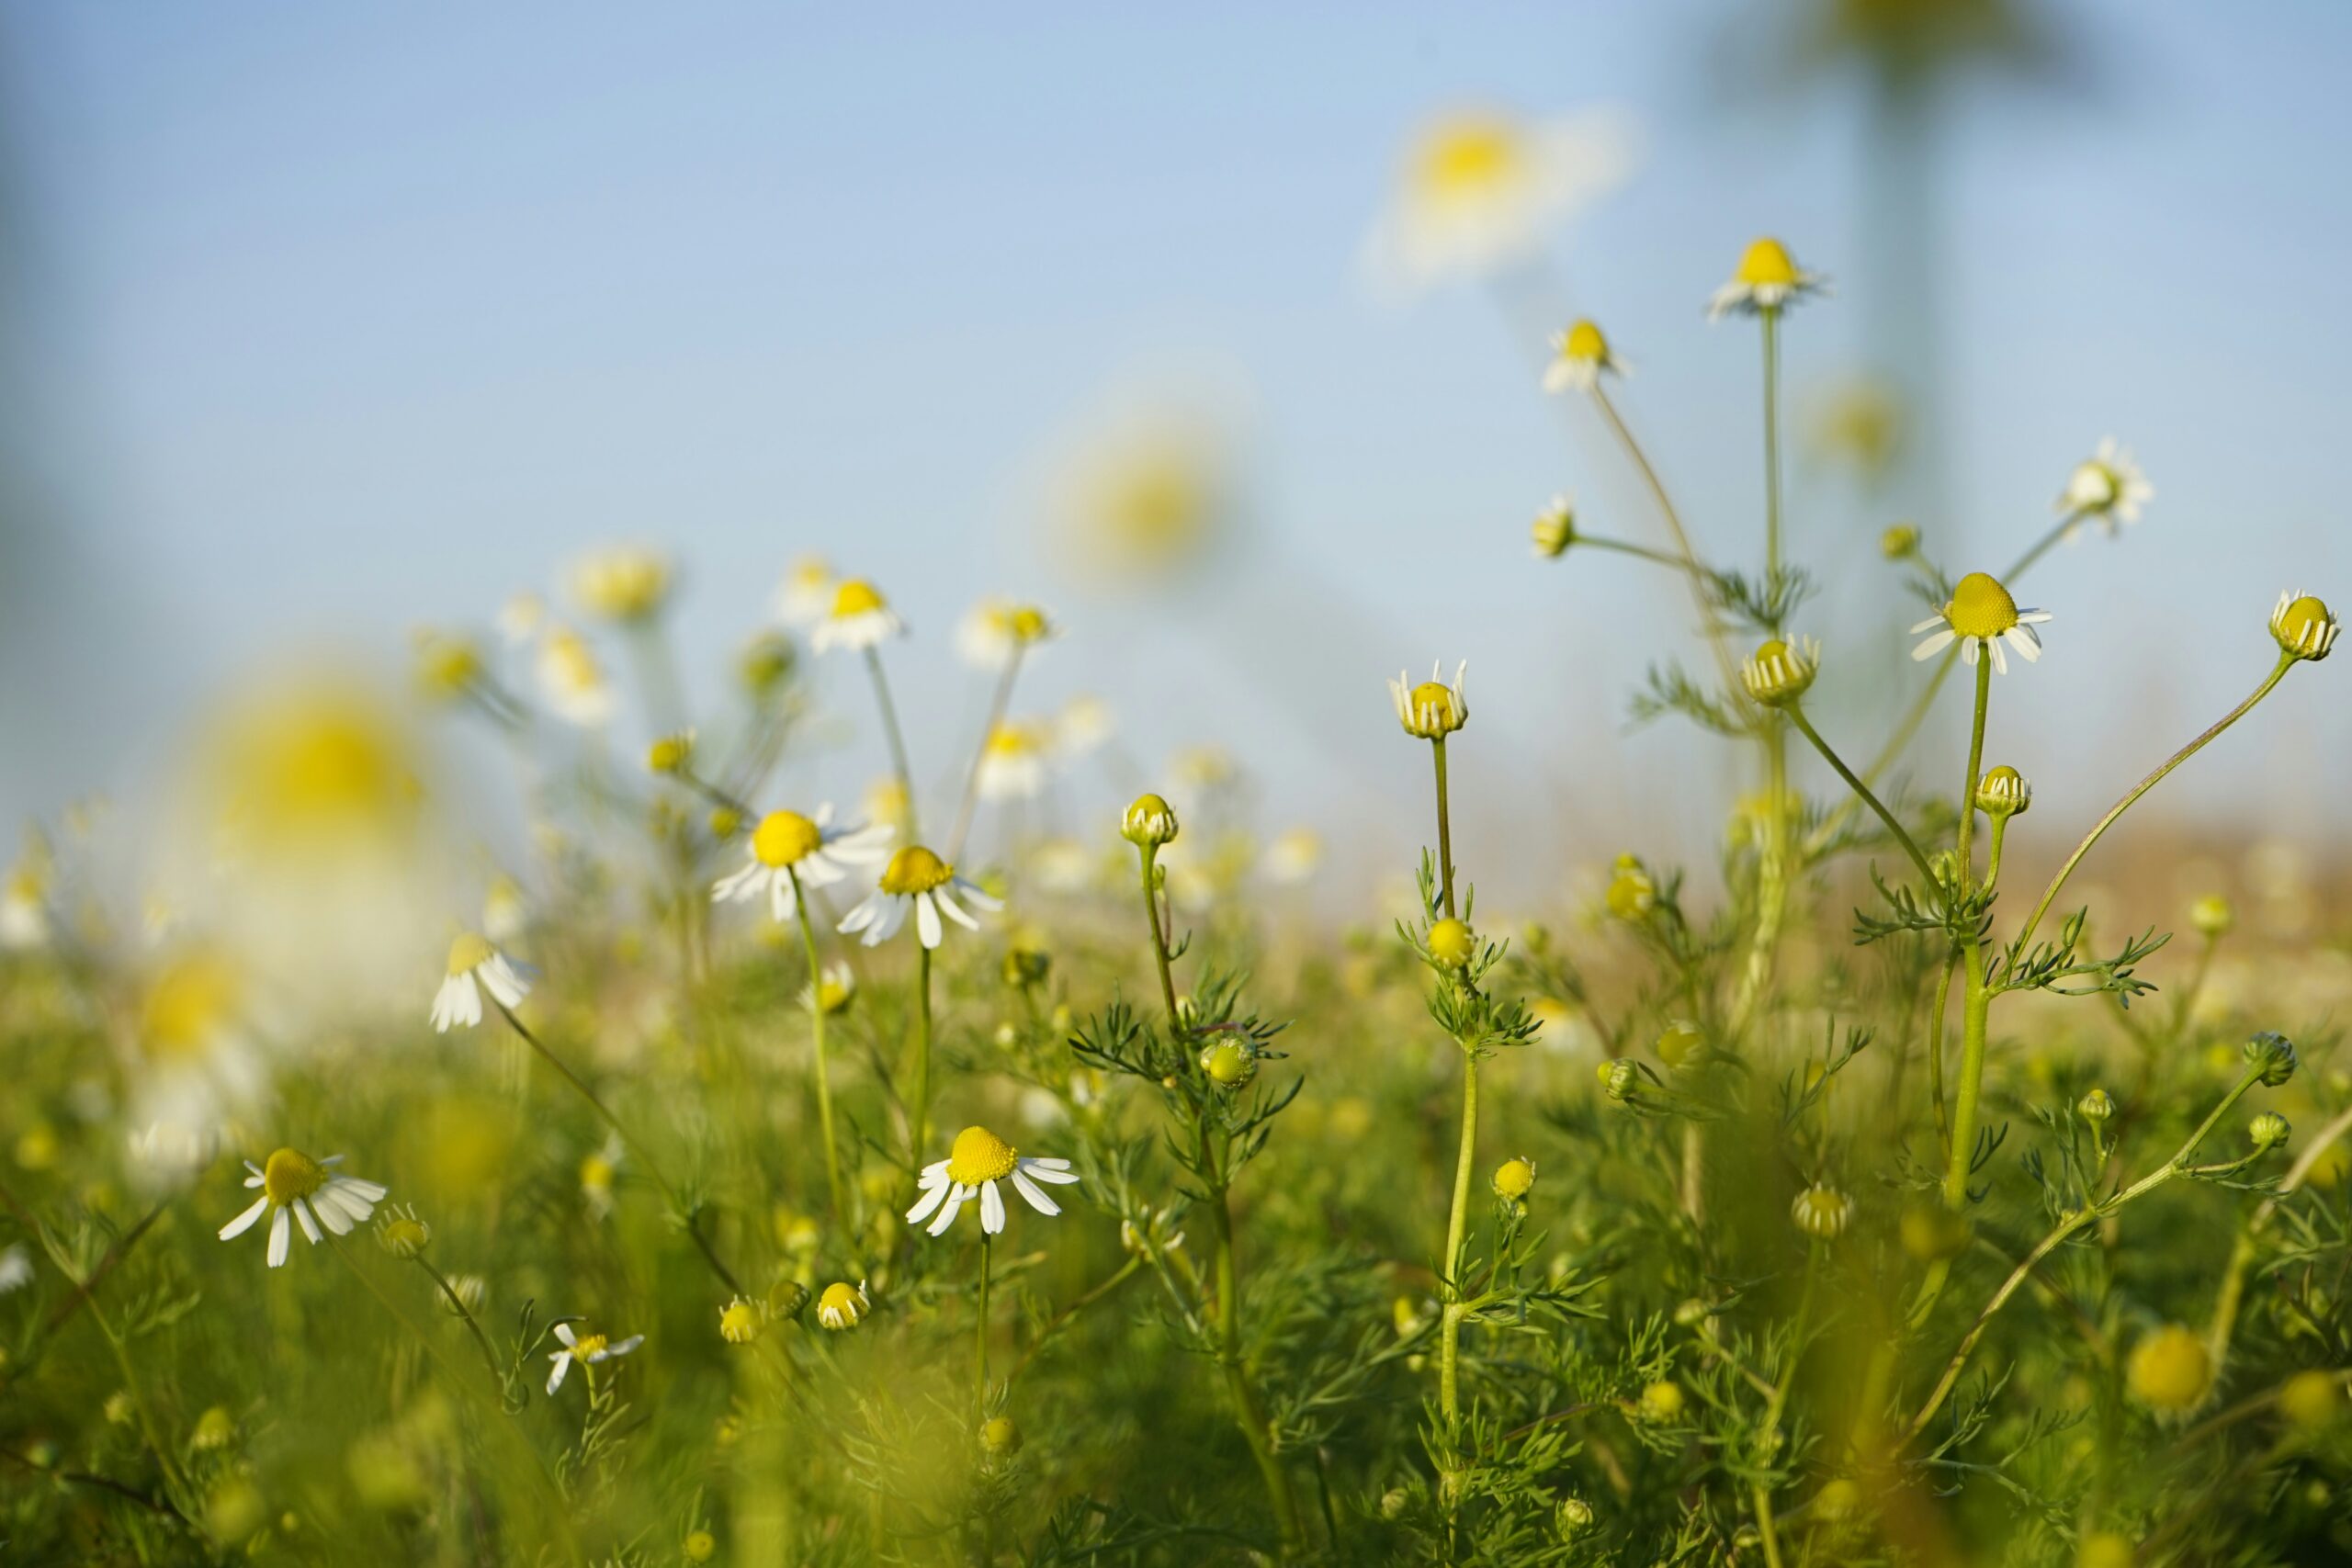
[1760,306,1783,586]
[1588,382,1743,698]
[1942,657,1993,1210]
[1926,953,1956,1169]
[1785,705,1939,887]
[1752,1237,1823,1568]
[495,1001,740,1293]
[2015,655,2295,955]
[862,644,920,840]
[946,649,1027,862]
[1208,1179,1306,1558]
[1008,1256,1143,1382]
[1577,535,1704,573]
[1438,1051,1480,1427]
[974,1235,993,1424]
[1138,847,1182,1032]
[2003,509,2087,581]
[790,868,847,1225]
[1430,739,1456,919]
[413,1257,506,1391]
[910,944,933,1174]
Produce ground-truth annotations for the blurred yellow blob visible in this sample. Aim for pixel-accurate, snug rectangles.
[206,681,422,857]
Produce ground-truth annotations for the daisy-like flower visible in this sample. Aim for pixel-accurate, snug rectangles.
[1740,637,1819,708]
[430,931,531,1032]
[956,598,1061,671]
[839,846,1002,949]
[1790,1185,1854,1239]
[536,626,614,727]
[816,1280,870,1329]
[2270,592,2340,662]
[1362,106,1637,296]
[546,1321,645,1393]
[800,960,855,1015]
[1542,320,1624,393]
[711,805,893,924]
[2059,438,2154,533]
[496,592,545,647]
[1910,571,2052,674]
[1531,496,1577,558]
[570,547,673,624]
[218,1148,389,1269]
[1389,660,1469,739]
[1708,237,1827,319]
[774,555,835,627]
[810,580,904,653]
[975,720,1055,803]
[906,1125,1081,1236]
[482,874,528,945]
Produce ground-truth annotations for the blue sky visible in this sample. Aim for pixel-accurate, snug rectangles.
[6,1,2349,897]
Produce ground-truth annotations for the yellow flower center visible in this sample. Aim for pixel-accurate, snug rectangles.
[142,954,240,1061]
[1945,571,2020,639]
[1734,237,1798,288]
[262,1147,326,1207]
[818,1280,865,1325]
[718,1301,760,1343]
[1427,918,1476,969]
[447,931,494,976]
[1009,606,1048,642]
[1408,682,1461,729]
[985,723,1042,759]
[831,579,885,617]
[1561,319,1608,362]
[880,845,954,896]
[1417,117,1521,198]
[752,810,823,868]
[944,1125,1019,1186]
[1493,1157,1535,1199]
[571,1332,609,1359]
[2278,594,2333,649]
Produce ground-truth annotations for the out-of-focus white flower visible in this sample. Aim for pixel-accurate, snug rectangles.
[569,547,672,624]
[1264,829,1324,886]
[430,933,532,1032]
[0,1244,32,1293]
[1057,695,1116,758]
[956,599,1060,671]
[1362,106,1637,297]
[497,592,545,647]
[1,859,48,951]
[775,556,835,627]
[2060,438,2153,534]
[1029,837,1096,894]
[537,626,614,727]
[711,806,892,925]
[811,581,905,654]
[482,874,528,946]
[976,720,1055,803]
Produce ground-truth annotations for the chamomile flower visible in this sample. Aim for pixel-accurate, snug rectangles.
[800,961,855,1015]
[546,1321,644,1393]
[956,599,1060,671]
[975,720,1056,802]
[1910,571,2052,674]
[1708,237,1826,319]
[1389,660,1469,739]
[429,932,532,1032]
[775,555,835,627]
[570,547,672,623]
[905,1125,1081,1236]
[711,806,893,924]
[1739,637,1819,707]
[2059,438,2153,533]
[1362,106,1636,295]
[810,580,904,653]
[816,1280,869,1329]
[536,626,614,727]
[839,846,1002,949]
[218,1148,389,1269]
[496,592,544,647]
[1543,321,1623,393]
[2269,592,2340,661]
[1531,496,1577,558]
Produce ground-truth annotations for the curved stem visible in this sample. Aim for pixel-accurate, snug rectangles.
[1438,1052,1480,1427]
[414,1256,506,1392]
[861,645,919,841]
[1138,847,1182,1032]
[1785,705,1939,887]
[789,869,847,1226]
[1589,383,1742,697]
[1760,306,1784,589]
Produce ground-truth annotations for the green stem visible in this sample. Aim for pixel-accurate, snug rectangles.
[1439,1051,1480,1427]
[790,868,847,1225]
[1588,382,1744,699]
[2003,509,2087,581]
[2014,655,2295,955]
[1942,657,1994,1210]
[1139,846,1182,1032]
[974,1235,992,1423]
[414,1256,505,1393]
[910,943,933,1173]
[1761,306,1783,586]
[1430,739,1456,919]
[1208,1179,1306,1558]
[1785,705,1939,887]
[1752,1237,1823,1568]
[945,649,1027,862]
[862,644,920,840]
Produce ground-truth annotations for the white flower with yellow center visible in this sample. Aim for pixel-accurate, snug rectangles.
[711,805,892,924]
[546,1321,645,1393]
[1542,320,1625,393]
[2059,438,2153,533]
[976,720,1056,803]
[956,598,1060,671]
[1389,660,1469,739]
[810,579,904,653]
[482,874,528,945]
[430,931,532,1032]
[1708,237,1827,319]
[799,961,855,1015]
[816,1280,870,1329]
[218,1147,389,1269]
[536,626,614,727]
[1,860,48,951]
[839,846,1001,949]
[570,547,672,624]
[1363,106,1636,294]
[133,949,266,1132]
[1910,572,2052,674]
[774,555,835,626]
[906,1125,1080,1236]
[496,591,545,647]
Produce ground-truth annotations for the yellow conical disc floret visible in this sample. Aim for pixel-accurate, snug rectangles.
[1562,319,1608,362]
[447,931,494,976]
[262,1147,327,1207]
[1740,637,1818,707]
[879,845,954,896]
[944,1125,1020,1186]
[1427,918,1476,969]
[752,810,824,869]
[1736,237,1798,288]
[1945,572,2022,639]
[831,579,886,616]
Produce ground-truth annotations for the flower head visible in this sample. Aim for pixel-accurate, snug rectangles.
[1605,854,1656,920]
[2059,438,2153,533]
[1974,765,2032,819]
[1791,1185,1853,1239]
[1709,237,1826,319]
[810,580,905,653]
[2249,1111,2291,1151]
[2269,592,2339,661]
[2189,895,2234,938]
[1881,524,1920,559]
[976,719,1056,803]
[801,961,856,1016]
[775,555,835,626]
[2126,1324,2211,1413]
[1656,1021,1703,1067]
[1389,660,1469,739]
[430,932,532,1032]
[1911,571,2052,674]
[906,1124,1080,1236]
[839,846,1002,949]
[2243,1031,2299,1087]
[712,805,893,926]
[570,547,672,623]
[1199,1039,1260,1088]
[1531,495,1577,558]
[1492,1156,1536,1201]
[718,1298,762,1345]
[1543,321,1623,393]
[1740,637,1818,707]
[817,1280,870,1330]
[547,1321,644,1393]
[1426,918,1476,970]
[956,599,1060,671]
[2078,1088,2116,1123]
[536,626,614,727]
[375,1204,431,1259]
[218,1148,389,1269]
[1122,793,1180,849]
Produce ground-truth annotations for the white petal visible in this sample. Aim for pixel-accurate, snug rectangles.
[712,859,764,904]
[980,1179,1006,1234]
[608,1334,644,1356]
[769,873,798,925]
[953,877,1003,913]
[2006,626,2042,662]
[548,1352,572,1393]
[291,1199,322,1245]
[1019,1160,1081,1185]
[267,1207,291,1268]
[554,1322,578,1347]
[932,888,980,931]
[219,1195,270,1240]
[1911,629,1955,660]
[927,1186,968,1236]
[1011,1168,1060,1215]
[481,955,529,1008]
[907,1181,951,1224]
[1984,637,2007,674]
[915,893,944,949]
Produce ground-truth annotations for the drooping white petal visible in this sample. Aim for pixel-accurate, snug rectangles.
[712,857,765,904]
[1985,637,2008,675]
[927,1185,969,1235]
[907,1181,952,1224]
[915,893,944,949]
[267,1207,291,1268]
[553,1322,578,1348]
[480,954,530,1009]
[291,1199,322,1245]
[548,1351,572,1393]
[768,872,798,925]
[1010,1168,1060,1215]
[953,878,1003,914]
[1019,1158,1081,1185]
[932,888,979,931]
[1911,628,1956,661]
[219,1195,270,1240]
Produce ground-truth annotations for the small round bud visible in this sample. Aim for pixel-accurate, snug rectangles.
[1426,918,1476,970]
[816,1280,867,1330]
[2278,1369,2345,1429]
[739,630,796,695]
[2127,1324,2212,1412]
[1790,1185,1853,1239]
[979,1416,1023,1458]
[1199,1040,1258,1088]
[375,1205,431,1259]
[718,1298,762,1345]
[2189,895,2234,938]
[1605,855,1656,920]
[766,1279,811,1319]
[1121,793,1179,848]
[2077,1088,2116,1123]
[1491,1156,1536,1201]
[1672,1297,1712,1327]
[2250,1111,2291,1151]
[647,732,695,775]
[1655,1021,1703,1068]
[683,1529,718,1563]
[2269,591,2340,661]
[1899,1203,1972,1262]
[1555,1495,1595,1537]
[1532,496,1577,559]
[1880,523,1920,559]
[1740,637,1819,707]
[1974,765,2031,819]
[1390,662,1469,739]
[1599,1058,1638,1102]
[1636,1380,1684,1424]
[1378,1488,1408,1521]
[708,807,743,840]
[2243,1032,2299,1088]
